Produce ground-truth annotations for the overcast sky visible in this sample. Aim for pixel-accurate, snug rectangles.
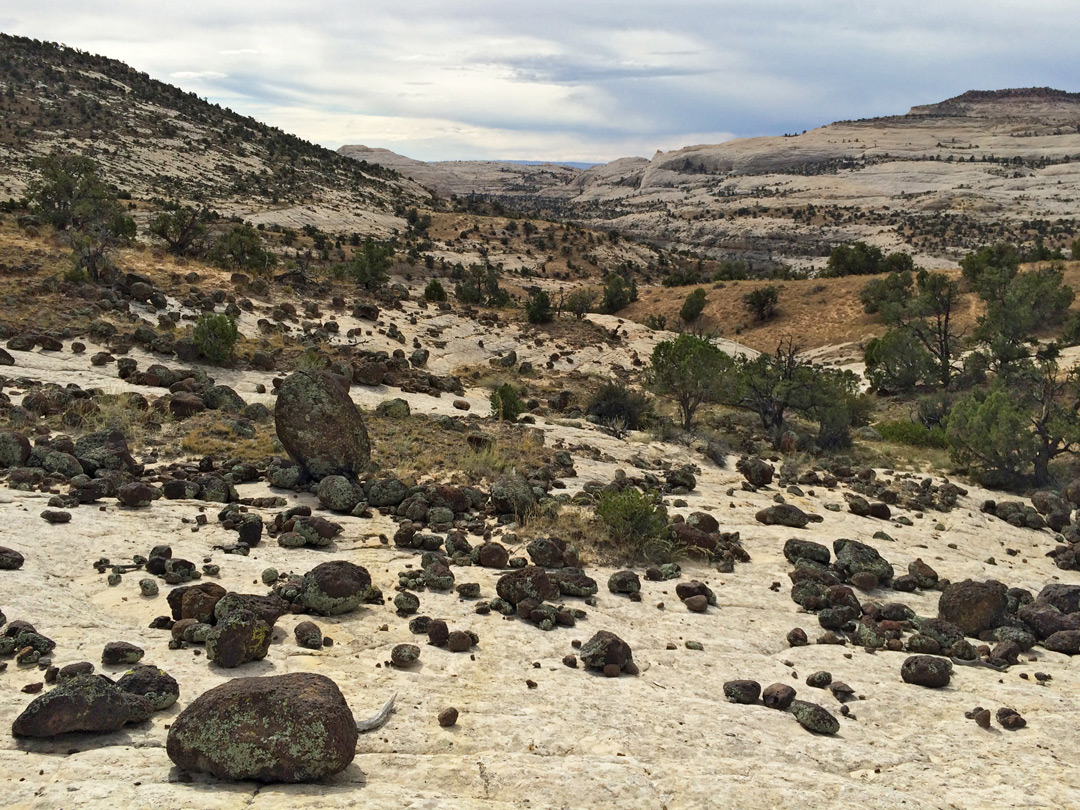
[5,2,1078,162]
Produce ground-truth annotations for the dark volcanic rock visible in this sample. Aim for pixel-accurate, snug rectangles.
[579,630,636,675]
[166,673,358,782]
[736,457,774,487]
[206,610,272,668]
[293,621,324,650]
[1035,584,1080,615]
[608,569,641,595]
[496,566,558,605]
[101,641,145,667]
[116,666,180,711]
[790,700,840,734]
[296,561,372,616]
[11,675,152,737]
[755,504,812,528]
[938,579,1008,636]
[833,538,894,584]
[762,682,797,710]
[0,546,25,570]
[723,679,761,704]
[274,370,371,481]
[900,655,953,688]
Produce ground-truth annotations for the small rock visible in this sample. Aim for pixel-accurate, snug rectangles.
[438,707,458,727]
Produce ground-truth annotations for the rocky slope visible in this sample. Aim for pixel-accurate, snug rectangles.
[342,88,1080,269]
[0,34,428,233]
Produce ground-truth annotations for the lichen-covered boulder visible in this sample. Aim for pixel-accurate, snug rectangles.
[0,431,31,468]
[496,566,558,605]
[73,429,138,475]
[580,631,636,675]
[489,474,534,517]
[317,475,362,513]
[0,546,24,570]
[166,673,358,782]
[938,579,1008,636]
[206,610,272,668]
[274,371,370,481]
[834,538,894,584]
[12,675,152,737]
[783,538,831,566]
[116,666,180,711]
[297,561,372,616]
[900,655,953,688]
[790,700,840,734]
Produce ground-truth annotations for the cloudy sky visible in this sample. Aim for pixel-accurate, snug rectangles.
[5,2,1078,162]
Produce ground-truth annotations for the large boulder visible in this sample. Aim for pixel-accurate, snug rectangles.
[0,546,24,570]
[274,371,370,481]
[938,579,1008,636]
[755,504,812,529]
[496,566,558,605]
[834,539,894,584]
[579,631,636,675]
[297,561,372,616]
[12,675,152,737]
[489,475,535,517]
[73,429,138,475]
[206,610,272,668]
[166,673,358,782]
[736,457,774,487]
[0,431,31,468]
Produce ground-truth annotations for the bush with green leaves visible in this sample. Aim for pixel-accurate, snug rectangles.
[148,205,211,256]
[27,152,135,283]
[209,223,276,274]
[192,313,239,365]
[600,273,637,314]
[423,278,447,302]
[490,383,526,421]
[742,285,780,321]
[648,333,735,430]
[587,383,653,432]
[595,487,676,562]
[643,314,668,331]
[679,287,707,324]
[863,328,935,393]
[525,289,554,324]
[566,288,596,320]
[876,420,949,449]
[337,238,393,290]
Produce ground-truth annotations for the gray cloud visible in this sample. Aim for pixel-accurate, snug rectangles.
[5,2,1079,161]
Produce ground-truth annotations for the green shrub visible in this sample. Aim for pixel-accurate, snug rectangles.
[490,383,526,421]
[423,278,447,302]
[192,313,239,365]
[643,314,668,331]
[600,273,637,314]
[586,383,653,431]
[525,289,554,323]
[595,487,675,562]
[742,285,779,321]
[679,287,707,324]
[876,420,949,449]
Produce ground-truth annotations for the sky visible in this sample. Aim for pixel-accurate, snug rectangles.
[4,2,1079,163]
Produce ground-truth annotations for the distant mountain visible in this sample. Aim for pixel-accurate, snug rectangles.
[0,33,428,232]
[344,88,1080,268]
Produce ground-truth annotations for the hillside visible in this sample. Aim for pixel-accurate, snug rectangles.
[0,34,428,233]
[341,88,1080,270]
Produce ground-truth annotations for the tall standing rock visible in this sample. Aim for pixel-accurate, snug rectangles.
[274,371,370,481]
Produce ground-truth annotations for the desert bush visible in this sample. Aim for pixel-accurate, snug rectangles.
[525,289,554,324]
[680,287,707,324]
[587,383,653,431]
[643,314,668,331]
[566,288,596,320]
[876,420,949,449]
[423,278,447,302]
[595,487,676,562]
[209,223,276,274]
[490,383,526,421]
[192,313,239,365]
[742,285,779,321]
[600,272,637,314]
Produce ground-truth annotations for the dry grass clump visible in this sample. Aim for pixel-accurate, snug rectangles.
[366,413,549,485]
[172,413,277,463]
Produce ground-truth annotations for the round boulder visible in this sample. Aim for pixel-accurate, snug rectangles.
[165,673,358,782]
